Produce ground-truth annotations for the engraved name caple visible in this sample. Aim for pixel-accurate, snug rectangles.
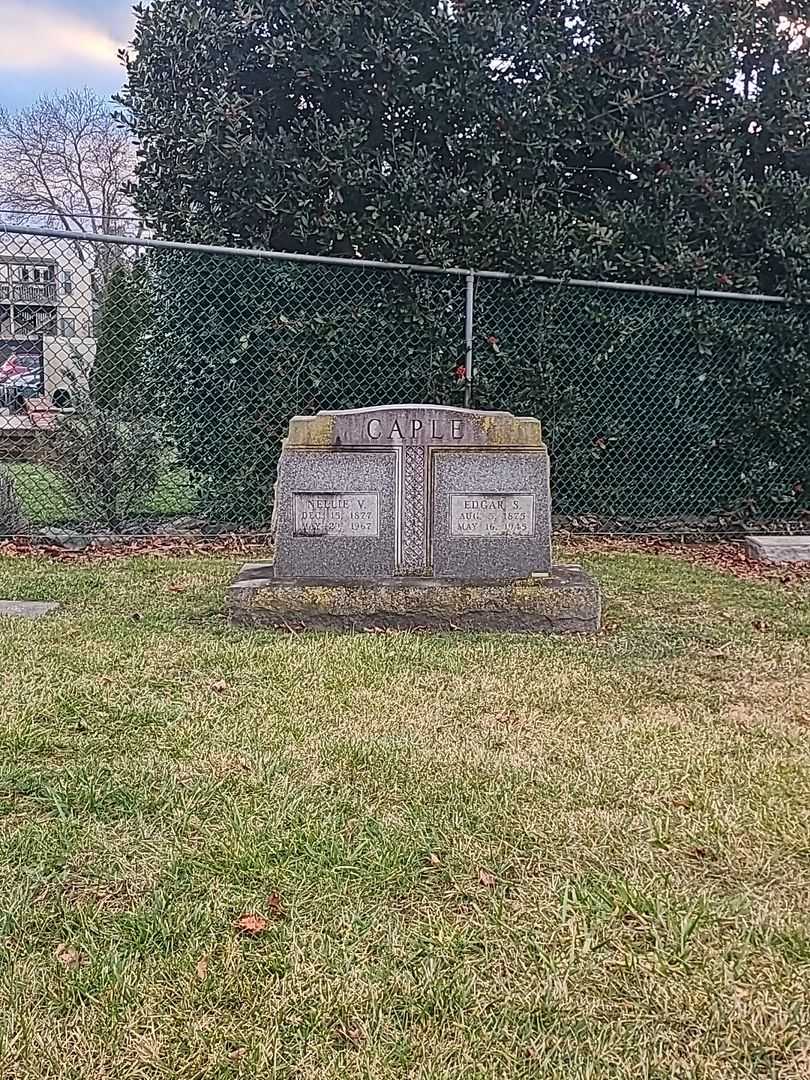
[285,404,543,449]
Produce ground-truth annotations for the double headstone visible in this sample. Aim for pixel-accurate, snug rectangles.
[227,404,600,631]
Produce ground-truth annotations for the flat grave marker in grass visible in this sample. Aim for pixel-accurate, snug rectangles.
[0,598,60,619]
[227,404,601,632]
[746,534,810,563]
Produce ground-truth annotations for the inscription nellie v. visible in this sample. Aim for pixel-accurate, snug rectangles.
[293,492,380,538]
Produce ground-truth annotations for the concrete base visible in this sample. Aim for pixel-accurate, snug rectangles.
[746,535,810,564]
[226,562,601,633]
[0,600,60,620]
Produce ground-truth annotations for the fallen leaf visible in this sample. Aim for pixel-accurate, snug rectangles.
[55,943,84,969]
[336,1020,365,1048]
[478,867,497,888]
[266,891,286,918]
[687,846,714,861]
[235,912,268,935]
[426,852,442,867]
[195,956,209,980]
[706,648,731,660]
[210,680,229,694]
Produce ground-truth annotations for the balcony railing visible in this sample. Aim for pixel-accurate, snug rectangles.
[7,282,58,303]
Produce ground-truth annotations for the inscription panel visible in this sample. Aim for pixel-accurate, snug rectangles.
[275,452,395,579]
[293,492,379,538]
[449,494,535,538]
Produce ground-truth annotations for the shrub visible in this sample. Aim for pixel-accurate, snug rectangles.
[0,467,26,536]
[92,260,153,416]
[473,282,810,523]
[145,253,464,524]
[53,398,161,528]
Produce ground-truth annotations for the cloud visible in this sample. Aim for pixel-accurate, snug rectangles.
[0,0,123,72]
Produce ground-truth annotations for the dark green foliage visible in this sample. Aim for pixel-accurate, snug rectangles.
[92,261,152,415]
[147,252,465,522]
[474,284,810,523]
[120,0,810,525]
[122,0,810,293]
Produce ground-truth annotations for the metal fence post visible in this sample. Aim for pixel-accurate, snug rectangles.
[464,271,475,408]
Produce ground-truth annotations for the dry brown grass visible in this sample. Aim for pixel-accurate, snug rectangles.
[0,549,807,1078]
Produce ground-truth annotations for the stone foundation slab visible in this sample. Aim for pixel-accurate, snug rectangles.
[226,562,601,633]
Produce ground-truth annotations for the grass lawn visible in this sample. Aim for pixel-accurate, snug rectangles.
[0,548,808,1079]
[8,462,197,525]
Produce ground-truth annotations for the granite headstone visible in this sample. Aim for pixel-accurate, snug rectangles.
[271,404,551,580]
[228,404,600,632]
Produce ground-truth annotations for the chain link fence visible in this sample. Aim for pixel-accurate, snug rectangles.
[0,224,807,541]
[474,277,809,532]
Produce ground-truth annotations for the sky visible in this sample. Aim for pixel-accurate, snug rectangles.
[0,0,133,110]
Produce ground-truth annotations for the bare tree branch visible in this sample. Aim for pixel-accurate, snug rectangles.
[0,88,135,237]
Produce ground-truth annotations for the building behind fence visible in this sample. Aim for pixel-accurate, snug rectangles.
[0,223,808,540]
[0,232,95,414]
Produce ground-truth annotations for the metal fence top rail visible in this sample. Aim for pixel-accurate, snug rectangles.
[0,222,788,305]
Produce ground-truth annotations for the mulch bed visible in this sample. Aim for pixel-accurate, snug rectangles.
[0,535,272,563]
[0,533,808,585]
[560,535,810,586]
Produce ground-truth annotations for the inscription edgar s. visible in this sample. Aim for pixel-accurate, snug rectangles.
[449,494,535,538]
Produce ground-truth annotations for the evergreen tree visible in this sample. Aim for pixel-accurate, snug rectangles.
[122,0,810,293]
[92,260,152,414]
[119,0,810,525]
